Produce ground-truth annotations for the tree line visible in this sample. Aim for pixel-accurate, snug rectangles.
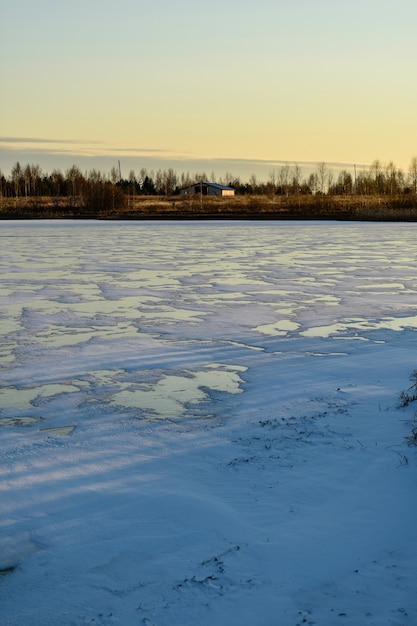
[1,158,417,212]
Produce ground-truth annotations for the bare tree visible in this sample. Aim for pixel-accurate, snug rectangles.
[180,171,192,189]
[66,165,83,205]
[316,162,328,195]
[195,172,207,184]
[222,172,234,187]
[127,169,137,207]
[370,159,384,194]
[279,164,291,199]
[155,169,164,195]
[50,169,64,197]
[11,162,23,200]
[327,170,334,193]
[409,156,417,195]
[268,170,277,204]
[110,167,119,185]
[30,164,42,196]
[138,168,148,188]
[162,168,178,195]
[249,173,258,194]
[23,164,31,197]
[308,172,318,195]
[291,165,302,192]
[335,170,353,195]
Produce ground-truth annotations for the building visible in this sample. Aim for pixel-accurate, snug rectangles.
[180,181,235,197]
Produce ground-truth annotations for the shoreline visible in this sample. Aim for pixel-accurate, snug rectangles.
[2,193,417,221]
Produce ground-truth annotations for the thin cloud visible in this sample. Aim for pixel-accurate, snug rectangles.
[0,143,373,179]
[204,156,371,170]
[0,137,102,145]
[104,147,177,154]
[0,139,371,170]
[0,138,176,156]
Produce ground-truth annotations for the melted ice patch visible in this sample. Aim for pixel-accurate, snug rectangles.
[0,384,81,410]
[356,282,406,291]
[254,319,300,336]
[32,323,140,347]
[40,425,76,436]
[110,364,246,419]
[0,341,17,365]
[301,315,417,338]
[0,416,43,427]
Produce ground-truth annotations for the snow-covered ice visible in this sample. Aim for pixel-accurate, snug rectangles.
[1,220,416,625]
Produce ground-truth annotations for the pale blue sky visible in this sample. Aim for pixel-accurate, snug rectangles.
[1,0,416,179]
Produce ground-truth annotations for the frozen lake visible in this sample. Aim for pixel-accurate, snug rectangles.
[2,220,417,423]
[1,220,417,625]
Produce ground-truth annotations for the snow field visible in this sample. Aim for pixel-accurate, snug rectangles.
[1,221,417,625]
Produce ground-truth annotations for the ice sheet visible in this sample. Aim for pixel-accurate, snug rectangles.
[1,220,417,626]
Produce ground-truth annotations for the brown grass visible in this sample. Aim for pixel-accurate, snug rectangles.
[1,193,417,221]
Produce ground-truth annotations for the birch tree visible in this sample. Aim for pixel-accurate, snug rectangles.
[11,162,22,199]
[316,162,328,195]
[409,156,417,195]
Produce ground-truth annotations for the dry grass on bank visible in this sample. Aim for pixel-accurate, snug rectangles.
[1,193,417,221]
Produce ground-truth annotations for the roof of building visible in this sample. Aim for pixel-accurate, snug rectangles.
[183,181,234,191]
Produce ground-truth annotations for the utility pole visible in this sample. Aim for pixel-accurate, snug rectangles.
[118,160,122,182]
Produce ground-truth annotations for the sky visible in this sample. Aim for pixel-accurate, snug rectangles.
[1,0,417,180]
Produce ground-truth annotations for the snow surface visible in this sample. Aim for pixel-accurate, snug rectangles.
[0,220,416,626]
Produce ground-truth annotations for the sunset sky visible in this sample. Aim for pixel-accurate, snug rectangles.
[1,0,417,180]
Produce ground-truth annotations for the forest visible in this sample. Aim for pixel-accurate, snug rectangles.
[1,157,417,220]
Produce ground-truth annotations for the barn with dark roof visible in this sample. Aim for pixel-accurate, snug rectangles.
[180,181,235,197]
